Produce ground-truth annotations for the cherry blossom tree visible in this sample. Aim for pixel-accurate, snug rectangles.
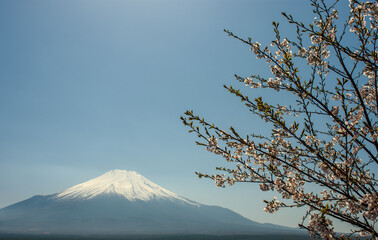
[181,0,378,239]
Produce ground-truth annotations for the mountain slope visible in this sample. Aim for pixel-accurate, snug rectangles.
[0,170,299,235]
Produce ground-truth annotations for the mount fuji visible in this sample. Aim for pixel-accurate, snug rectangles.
[0,170,298,235]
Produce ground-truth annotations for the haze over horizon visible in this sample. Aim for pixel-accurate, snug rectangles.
[0,0,352,233]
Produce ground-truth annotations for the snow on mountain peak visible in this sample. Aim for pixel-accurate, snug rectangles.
[54,169,195,204]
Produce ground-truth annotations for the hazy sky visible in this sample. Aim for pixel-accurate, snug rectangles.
[0,0,352,232]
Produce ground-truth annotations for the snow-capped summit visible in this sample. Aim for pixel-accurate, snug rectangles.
[55,169,193,203]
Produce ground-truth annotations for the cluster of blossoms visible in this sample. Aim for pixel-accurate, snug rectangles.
[182,0,378,239]
[349,0,378,32]
[244,77,262,88]
[308,213,334,240]
[250,42,267,59]
[360,193,378,220]
[267,77,282,90]
[264,197,281,213]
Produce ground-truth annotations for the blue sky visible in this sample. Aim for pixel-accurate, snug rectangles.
[0,0,352,232]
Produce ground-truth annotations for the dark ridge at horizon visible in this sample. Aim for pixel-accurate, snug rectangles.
[0,233,312,240]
